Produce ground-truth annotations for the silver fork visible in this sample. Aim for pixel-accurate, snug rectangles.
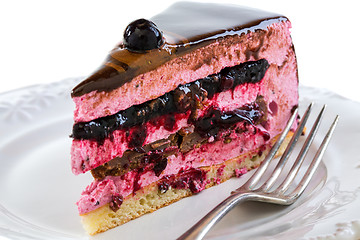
[178,103,339,240]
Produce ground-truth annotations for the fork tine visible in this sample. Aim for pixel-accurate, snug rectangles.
[276,104,327,194]
[241,105,300,190]
[262,103,315,191]
[289,115,339,200]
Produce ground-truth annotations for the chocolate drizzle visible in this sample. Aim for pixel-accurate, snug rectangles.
[71,2,286,97]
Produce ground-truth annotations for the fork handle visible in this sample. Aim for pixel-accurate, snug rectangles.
[177,192,254,240]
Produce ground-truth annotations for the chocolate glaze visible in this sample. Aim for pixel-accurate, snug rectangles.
[71,2,286,97]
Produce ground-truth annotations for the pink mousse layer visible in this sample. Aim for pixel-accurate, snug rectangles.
[71,52,298,175]
[72,21,293,123]
[77,121,266,214]
[71,62,297,174]
[77,60,298,214]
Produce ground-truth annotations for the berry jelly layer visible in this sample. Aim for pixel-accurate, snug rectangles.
[72,59,269,143]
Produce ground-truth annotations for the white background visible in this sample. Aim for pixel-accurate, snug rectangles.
[1,0,359,102]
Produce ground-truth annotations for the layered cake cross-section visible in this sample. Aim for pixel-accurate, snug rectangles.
[70,2,299,235]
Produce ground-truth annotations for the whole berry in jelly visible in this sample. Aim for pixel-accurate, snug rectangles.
[123,18,164,52]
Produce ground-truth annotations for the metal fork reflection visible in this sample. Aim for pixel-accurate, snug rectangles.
[178,103,339,240]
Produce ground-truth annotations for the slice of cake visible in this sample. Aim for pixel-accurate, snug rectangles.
[70,2,299,235]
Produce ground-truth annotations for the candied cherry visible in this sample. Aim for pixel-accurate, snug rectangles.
[123,18,164,52]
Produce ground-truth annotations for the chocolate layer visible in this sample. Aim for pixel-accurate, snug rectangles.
[71,2,285,97]
[91,137,178,180]
[72,59,269,143]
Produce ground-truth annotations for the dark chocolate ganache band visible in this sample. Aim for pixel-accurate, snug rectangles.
[72,59,269,142]
[71,2,286,97]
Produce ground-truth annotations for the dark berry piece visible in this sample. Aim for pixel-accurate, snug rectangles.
[158,181,170,194]
[109,195,123,212]
[127,125,147,148]
[269,101,278,115]
[262,131,271,141]
[163,114,176,131]
[153,158,168,177]
[242,59,270,83]
[124,18,164,52]
[220,74,234,91]
[189,180,202,193]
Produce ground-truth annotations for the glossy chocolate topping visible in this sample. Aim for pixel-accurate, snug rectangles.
[71,2,286,97]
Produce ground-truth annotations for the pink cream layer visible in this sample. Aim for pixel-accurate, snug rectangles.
[71,53,298,175]
[77,64,298,215]
[72,21,293,123]
[77,121,270,215]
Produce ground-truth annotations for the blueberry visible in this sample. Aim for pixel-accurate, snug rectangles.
[123,18,164,52]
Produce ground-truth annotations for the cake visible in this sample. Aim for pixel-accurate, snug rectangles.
[70,2,299,235]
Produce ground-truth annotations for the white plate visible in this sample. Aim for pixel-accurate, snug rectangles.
[0,79,360,240]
